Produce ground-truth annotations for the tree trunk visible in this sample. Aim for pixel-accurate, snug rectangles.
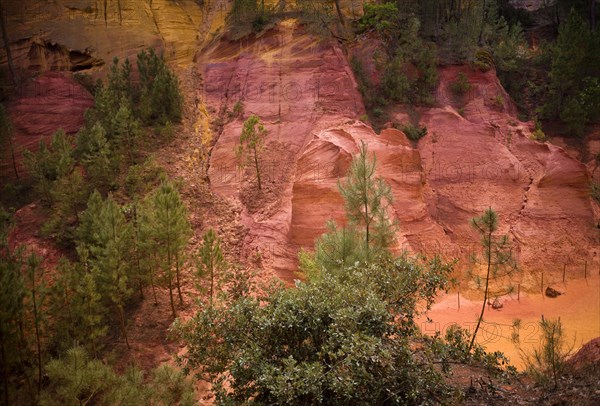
[167,239,176,317]
[210,261,214,305]
[151,276,158,306]
[334,0,345,27]
[31,276,42,395]
[117,305,130,349]
[0,1,17,85]
[478,0,487,46]
[8,135,18,180]
[469,219,493,352]
[168,276,176,318]
[175,251,183,305]
[253,146,261,190]
[1,332,9,406]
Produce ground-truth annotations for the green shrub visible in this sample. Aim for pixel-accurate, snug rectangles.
[591,182,600,203]
[450,72,472,95]
[474,48,495,72]
[177,255,456,405]
[530,118,546,141]
[401,123,428,141]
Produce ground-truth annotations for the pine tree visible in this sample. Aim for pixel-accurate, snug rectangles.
[145,182,191,317]
[49,254,107,356]
[23,130,75,206]
[136,48,182,125]
[76,190,104,248]
[0,209,25,405]
[88,195,133,349]
[43,170,87,247]
[196,229,224,304]
[79,122,117,192]
[23,253,47,395]
[337,141,396,260]
[41,346,119,405]
[0,103,19,179]
[137,201,160,306]
[314,221,365,273]
[236,115,267,190]
[468,207,516,351]
[112,101,141,164]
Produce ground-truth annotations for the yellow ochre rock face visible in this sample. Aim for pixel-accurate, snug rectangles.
[0,0,229,74]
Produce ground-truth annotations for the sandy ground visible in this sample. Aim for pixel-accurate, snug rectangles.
[418,274,600,370]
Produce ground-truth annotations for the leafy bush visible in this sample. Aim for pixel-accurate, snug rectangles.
[358,2,401,45]
[177,255,455,405]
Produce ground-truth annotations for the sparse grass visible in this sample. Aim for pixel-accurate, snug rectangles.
[493,95,504,108]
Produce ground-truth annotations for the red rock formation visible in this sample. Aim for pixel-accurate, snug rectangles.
[1,72,94,180]
[200,23,597,287]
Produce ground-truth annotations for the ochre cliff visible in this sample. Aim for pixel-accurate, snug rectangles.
[1,7,597,288]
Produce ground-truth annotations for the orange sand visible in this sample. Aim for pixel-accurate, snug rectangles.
[418,275,600,370]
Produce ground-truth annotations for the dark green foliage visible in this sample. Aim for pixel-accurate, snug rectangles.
[401,123,428,141]
[84,194,134,348]
[76,190,104,247]
[23,129,75,206]
[352,5,438,119]
[196,228,224,304]
[40,347,195,406]
[136,48,183,125]
[543,11,600,135]
[227,0,274,38]
[112,101,141,164]
[178,254,454,405]
[41,170,87,247]
[72,72,102,96]
[0,103,18,179]
[337,142,396,260]
[426,324,515,376]
[142,181,191,317]
[450,72,472,95]
[236,115,267,190]
[358,2,403,45]
[0,209,26,405]
[313,221,365,272]
[23,253,48,394]
[78,122,118,193]
[123,157,165,199]
[48,256,107,356]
